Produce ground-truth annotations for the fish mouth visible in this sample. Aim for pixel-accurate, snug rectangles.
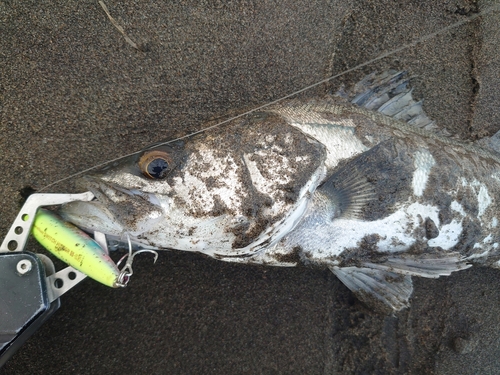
[59,199,124,235]
[59,176,128,236]
[60,176,166,238]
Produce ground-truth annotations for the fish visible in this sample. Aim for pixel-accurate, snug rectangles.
[59,70,500,311]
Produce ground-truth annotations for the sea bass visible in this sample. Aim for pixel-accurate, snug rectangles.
[60,71,500,311]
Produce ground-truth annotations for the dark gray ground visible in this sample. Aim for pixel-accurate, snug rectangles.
[1,0,500,374]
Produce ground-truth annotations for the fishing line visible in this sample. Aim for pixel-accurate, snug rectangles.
[39,4,499,192]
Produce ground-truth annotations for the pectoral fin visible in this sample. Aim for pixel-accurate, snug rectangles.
[322,167,376,220]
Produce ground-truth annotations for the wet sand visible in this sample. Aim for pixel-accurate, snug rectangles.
[1,1,500,374]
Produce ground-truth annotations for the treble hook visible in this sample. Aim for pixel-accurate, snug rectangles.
[115,234,158,287]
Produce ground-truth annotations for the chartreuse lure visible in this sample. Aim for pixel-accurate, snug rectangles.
[32,208,121,287]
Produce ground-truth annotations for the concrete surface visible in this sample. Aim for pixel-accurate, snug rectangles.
[1,0,499,374]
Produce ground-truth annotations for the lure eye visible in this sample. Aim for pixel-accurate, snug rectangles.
[138,150,173,179]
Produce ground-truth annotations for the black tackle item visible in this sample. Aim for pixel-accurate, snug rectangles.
[0,251,60,367]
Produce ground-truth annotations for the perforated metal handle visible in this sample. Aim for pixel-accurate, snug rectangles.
[0,192,94,253]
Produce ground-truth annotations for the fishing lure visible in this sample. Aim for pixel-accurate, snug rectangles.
[32,208,157,287]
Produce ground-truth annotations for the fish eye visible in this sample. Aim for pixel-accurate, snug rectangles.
[138,150,173,179]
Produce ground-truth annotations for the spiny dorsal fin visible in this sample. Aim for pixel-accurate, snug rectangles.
[340,70,451,136]
[476,129,500,157]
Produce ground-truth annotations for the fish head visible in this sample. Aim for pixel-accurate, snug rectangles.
[60,113,327,257]
[62,142,184,238]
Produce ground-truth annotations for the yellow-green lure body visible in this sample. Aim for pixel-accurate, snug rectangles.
[32,208,120,288]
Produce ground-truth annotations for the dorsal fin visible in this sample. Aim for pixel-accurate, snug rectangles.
[339,70,450,136]
[476,129,500,156]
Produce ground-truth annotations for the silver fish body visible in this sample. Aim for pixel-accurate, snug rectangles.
[60,71,500,310]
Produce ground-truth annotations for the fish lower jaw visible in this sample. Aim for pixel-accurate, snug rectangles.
[59,200,125,236]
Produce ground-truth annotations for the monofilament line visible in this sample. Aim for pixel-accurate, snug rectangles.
[39,4,499,192]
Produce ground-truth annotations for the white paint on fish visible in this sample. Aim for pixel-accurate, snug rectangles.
[451,200,466,216]
[478,184,492,218]
[412,149,435,197]
[427,219,463,249]
[325,202,439,255]
[458,177,493,221]
[288,119,368,171]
